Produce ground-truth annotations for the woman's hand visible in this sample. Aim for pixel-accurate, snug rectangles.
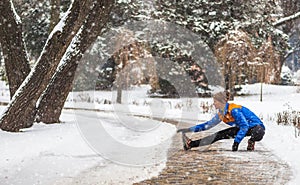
[177,128,191,133]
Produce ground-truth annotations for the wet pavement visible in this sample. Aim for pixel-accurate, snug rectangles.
[134,122,292,185]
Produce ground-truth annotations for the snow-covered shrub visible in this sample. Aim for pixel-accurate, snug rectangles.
[280,65,294,85]
[276,110,300,137]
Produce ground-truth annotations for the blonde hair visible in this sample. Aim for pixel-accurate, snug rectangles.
[213,92,228,104]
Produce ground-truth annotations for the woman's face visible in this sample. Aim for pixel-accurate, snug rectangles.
[213,99,225,109]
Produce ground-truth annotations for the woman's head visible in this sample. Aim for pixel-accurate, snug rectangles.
[213,92,228,109]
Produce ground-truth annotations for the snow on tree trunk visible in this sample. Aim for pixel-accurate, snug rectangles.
[0,0,30,98]
[0,0,93,132]
[35,0,114,123]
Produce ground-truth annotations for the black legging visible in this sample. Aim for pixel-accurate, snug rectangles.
[190,125,265,148]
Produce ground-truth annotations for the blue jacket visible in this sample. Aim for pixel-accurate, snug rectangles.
[189,103,265,143]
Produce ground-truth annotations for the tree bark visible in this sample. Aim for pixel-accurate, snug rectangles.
[0,0,93,132]
[0,0,30,98]
[35,0,114,123]
[116,75,122,104]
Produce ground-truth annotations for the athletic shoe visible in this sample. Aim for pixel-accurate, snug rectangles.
[182,133,192,150]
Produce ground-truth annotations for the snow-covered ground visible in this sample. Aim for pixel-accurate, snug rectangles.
[0,82,300,184]
[0,107,176,185]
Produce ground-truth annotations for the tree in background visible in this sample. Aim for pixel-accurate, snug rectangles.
[279,0,300,73]
[96,38,211,98]
[13,0,50,61]
[152,0,289,90]
[95,0,292,97]
[13,0,71,60]
[215,30,256,98]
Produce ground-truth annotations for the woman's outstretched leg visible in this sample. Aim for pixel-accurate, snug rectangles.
[189,127,239,148]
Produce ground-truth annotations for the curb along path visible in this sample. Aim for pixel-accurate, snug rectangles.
[134,121,292,185]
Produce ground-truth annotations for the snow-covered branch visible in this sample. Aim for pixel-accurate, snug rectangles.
[284,46,300,61]
[273,11,300,27]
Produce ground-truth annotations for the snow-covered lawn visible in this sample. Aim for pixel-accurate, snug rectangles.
[1,83,300,184]
[0,108,176,185]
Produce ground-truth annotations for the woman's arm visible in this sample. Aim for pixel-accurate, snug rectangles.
[231,108,249,143]
[189,113,221,132]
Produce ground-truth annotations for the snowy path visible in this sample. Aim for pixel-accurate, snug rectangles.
[0,109,176,185]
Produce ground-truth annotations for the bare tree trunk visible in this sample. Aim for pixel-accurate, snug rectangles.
[224,60,234,100]
[116,75,122,104]
[0,0,30,98]
[49,0,61,33]
[36,0,114,123]
[0,0,93,132]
